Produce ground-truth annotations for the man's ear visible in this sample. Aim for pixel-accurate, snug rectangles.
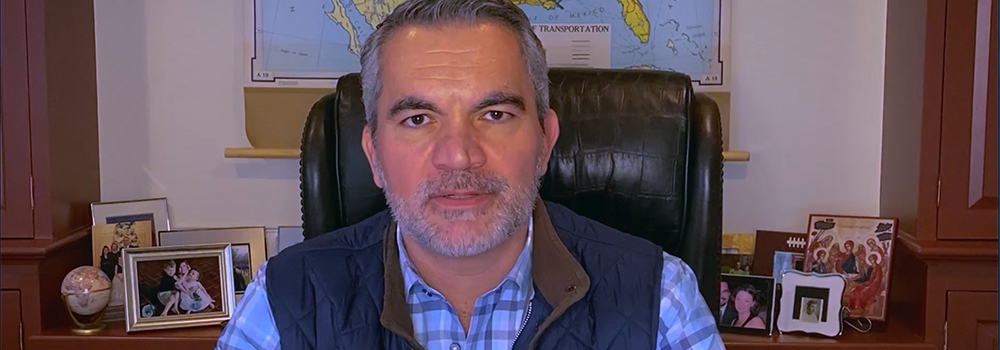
[361,126,384,189]
[538,108,560,174]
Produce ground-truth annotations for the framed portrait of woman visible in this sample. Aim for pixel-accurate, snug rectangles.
[718,274,775,336]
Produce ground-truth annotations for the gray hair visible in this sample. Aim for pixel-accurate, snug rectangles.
[358,0,549,134]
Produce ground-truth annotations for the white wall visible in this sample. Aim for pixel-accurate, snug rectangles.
[96,0,302,229]
[94,0,885,233]
[722,0,887,233]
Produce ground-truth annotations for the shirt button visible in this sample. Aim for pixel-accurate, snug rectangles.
[449,343,461,350]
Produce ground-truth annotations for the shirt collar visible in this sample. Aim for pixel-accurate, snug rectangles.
[396,216,534,297]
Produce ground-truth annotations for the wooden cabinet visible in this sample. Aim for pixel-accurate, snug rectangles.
[1,0,100,349]
[946,292,998,350]
[0,0,35,238]
[882,0,998,349]
[0,0,101,241]
[937,0,998,240]
[1,290,23,350]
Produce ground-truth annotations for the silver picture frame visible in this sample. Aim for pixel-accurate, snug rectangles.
[123,243,235,332]
[157,226,266,299]
[776,270,847,337]
[90,197,170,241]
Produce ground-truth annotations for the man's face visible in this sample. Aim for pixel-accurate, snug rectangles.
[362,22,559,257]
[720,281,730,307]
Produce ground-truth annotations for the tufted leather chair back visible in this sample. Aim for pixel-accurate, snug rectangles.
[299,68,722,313]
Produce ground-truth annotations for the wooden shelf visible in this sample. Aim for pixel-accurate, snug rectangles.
[724,150,750,162]
[27,312,931,350]
[897,230,1000,260]
[0,228,90,260]
[28,321,221,350]
[224,147,298,159]
[225,147,752,162]
[722,315,933,350]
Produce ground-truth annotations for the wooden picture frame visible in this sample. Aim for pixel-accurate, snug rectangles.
[802,214,898,321]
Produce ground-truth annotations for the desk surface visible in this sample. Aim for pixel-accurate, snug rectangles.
[29,316,932,350]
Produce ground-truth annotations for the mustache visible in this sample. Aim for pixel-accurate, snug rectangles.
[415,169,509,199]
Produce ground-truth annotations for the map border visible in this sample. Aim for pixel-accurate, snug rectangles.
[244,0,731,91]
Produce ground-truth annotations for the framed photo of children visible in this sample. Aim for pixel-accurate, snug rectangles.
[718,274,775,336]
[802,215,898,321]
[122,244,235,332]
[157,227,266,298]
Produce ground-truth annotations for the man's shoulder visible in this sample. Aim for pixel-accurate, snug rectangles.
[543,200,663,258]
[268,210,391,268]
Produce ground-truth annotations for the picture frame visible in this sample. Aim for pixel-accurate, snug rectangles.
[265,226,305,258]
[277,226,305,254]
[123,243,235,332]
[92,221,154,309]
[772,251,805,284]
[91,198,170,242]
[751,230,807,276]
[722,233,755,275]
[158,227,266,297]
[802,214,898,320]
[718,274,775,336]
[776,270,847,337]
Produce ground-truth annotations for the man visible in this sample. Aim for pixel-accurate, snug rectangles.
[217,0,723,349]
[800,299,821,323]
[719,281,737,326]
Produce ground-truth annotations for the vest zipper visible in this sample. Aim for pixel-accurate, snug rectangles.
[511,301,533,350]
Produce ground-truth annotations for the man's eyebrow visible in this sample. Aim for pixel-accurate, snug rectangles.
[388,96,441,117]
[472,91,526,112]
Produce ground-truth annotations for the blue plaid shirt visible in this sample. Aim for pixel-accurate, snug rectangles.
[217,219,724,349]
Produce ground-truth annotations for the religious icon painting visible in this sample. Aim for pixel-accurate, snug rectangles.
[802,215,898,321]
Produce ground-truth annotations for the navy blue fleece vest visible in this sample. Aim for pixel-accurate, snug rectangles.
[265,201,664,350]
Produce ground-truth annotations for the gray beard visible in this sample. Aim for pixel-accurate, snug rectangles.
[375,152,544,258]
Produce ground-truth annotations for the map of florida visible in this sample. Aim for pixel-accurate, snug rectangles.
[327,0,652,56]
[616,0,650,43]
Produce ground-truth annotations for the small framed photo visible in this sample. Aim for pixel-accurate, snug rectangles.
[91,198,170,241]
[777,270,847,337]
[772,251,805,284]
[93,221,154,307]
[266,226,305,258]
[277,226,305,254]
[158,227,266,297]
[803,215,898,320]
[751,230,807,277]
[718,274,775,336]
[123,243,235,332]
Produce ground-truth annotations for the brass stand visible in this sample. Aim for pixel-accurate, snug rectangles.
[61,290,110,335]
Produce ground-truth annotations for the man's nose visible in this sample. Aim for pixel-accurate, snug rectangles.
[431,121,486,171]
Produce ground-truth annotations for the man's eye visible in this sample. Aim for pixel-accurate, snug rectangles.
[484,111,512,121]
[403,115,427,127]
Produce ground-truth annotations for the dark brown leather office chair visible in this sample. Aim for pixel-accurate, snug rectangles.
[299,68,723,314]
